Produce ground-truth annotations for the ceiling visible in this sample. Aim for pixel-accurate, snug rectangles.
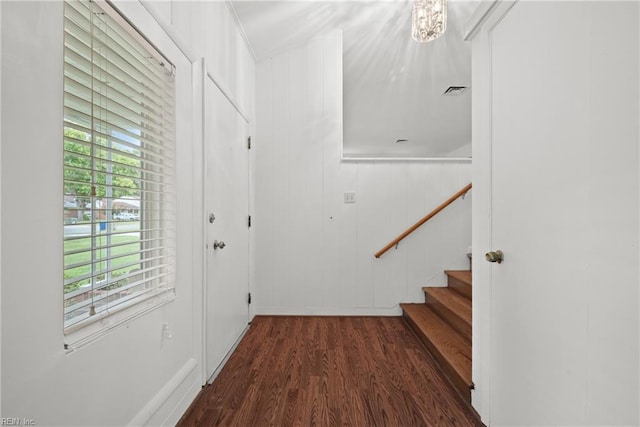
[232,0,478,158]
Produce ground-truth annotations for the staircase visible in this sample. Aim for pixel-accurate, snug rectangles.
[400,270,472,402]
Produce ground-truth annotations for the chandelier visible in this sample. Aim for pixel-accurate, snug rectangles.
[412,0,447,42]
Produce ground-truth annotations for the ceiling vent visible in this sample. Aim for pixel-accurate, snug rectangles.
[443,86,469,96]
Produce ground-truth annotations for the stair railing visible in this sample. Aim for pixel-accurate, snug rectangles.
[374,183,472,259]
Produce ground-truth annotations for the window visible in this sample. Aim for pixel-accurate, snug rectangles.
[63,0,176,339]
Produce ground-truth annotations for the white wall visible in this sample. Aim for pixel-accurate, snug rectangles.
[0,1,254,425]
[254,32,472,315]
[142,1,255,120]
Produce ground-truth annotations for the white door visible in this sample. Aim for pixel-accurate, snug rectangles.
[474,1,638,425]
[489,3,592,422]
[204,75,250,382]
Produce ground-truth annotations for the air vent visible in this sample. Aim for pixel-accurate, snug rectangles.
[395,139,409,144]
[443,86,469,96]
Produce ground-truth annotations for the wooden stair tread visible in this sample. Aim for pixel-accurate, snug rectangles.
[444,270,472,286]
[400,303,472,391]
[444,270,472,300]
[424,287,472,326]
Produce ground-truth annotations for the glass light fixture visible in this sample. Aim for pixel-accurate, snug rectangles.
[412,0,447,42]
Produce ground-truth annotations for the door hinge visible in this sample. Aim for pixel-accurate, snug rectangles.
[248,215,252,228]
[247,136,252,150]
[248,292,252,304]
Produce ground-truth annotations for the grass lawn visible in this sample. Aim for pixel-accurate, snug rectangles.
[64,234,141,293]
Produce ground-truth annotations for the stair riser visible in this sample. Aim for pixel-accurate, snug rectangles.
[447,276,472,299]
[425,295,472,342]
[402,310,471,403]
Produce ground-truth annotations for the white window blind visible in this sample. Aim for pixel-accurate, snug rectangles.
[63,0,176,334]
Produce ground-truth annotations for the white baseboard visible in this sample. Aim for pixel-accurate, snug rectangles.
[252,306,403,317]
[128,357,199,427]
[160,372,202,427]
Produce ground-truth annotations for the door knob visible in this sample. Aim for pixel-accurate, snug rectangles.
[213,240,226,250]
[485,250,504,263]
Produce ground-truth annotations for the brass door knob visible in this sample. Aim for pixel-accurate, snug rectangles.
[485,250,504,263]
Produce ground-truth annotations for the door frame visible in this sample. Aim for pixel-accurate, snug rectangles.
[198,58,253,385]
[465,1,518,423]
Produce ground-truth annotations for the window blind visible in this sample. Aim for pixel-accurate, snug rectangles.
[63,0,176,333]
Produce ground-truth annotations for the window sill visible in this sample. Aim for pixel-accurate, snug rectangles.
[64,289,176,353]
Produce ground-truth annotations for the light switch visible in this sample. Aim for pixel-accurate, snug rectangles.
[344,192,356,203]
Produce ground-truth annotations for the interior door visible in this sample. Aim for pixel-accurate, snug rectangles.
[485,1,638,425]
[489,3,591,422]
[204,74,250,382]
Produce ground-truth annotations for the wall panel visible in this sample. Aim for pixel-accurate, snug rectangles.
[254,32,472,315]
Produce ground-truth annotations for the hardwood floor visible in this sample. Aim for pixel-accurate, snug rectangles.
[178,316,483,426]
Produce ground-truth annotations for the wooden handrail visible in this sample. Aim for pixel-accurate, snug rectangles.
[374,183,472,259]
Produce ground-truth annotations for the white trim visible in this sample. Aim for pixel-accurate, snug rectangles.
[470,1,520,423]
[341,156,472,162]
[159,375,201,427]
[476,0,519,37]
[0,0,3,417]
[253,306,403,317]
[127,357,198,427]
[225,0,256,61]
[206,72,250,125]
[247,127,254,321]
[189,57,206,386]
[207,324,249,385]
[464,1,519,43]
[64,292,176,352]
[464,0,500,41]
[198,58,208,386]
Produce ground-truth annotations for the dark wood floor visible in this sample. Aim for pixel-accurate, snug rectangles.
[178,316,483,426]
